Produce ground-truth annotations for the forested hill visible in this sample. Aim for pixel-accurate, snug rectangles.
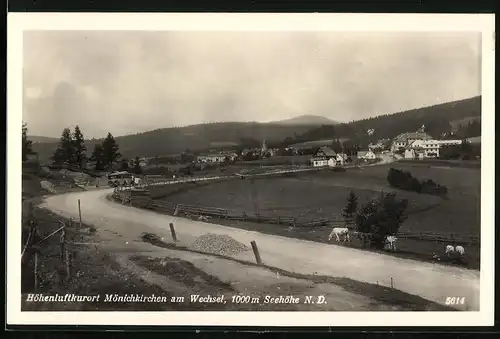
[290,96,481,146]
[31,96,481,163]
[31,122,318,162]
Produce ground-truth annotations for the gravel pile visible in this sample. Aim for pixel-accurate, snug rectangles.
[188,233,250,256]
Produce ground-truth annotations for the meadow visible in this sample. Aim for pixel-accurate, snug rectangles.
[154,162,481,268]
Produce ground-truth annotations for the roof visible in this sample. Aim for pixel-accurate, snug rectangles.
[357,151,368,157]
[394,132,432,142]
[316,146,337,157]
[109,171,131,175]
[198,152,235,157]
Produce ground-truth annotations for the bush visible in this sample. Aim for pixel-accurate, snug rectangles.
[387,168,447,197]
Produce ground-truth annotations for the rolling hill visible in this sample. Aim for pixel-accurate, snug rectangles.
[292,96,481,147]
[31,122,318,163]
[30,96,481,164]
[28,136,60,144]
[269,115,338,126]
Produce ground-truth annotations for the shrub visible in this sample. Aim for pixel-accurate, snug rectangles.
[387,168,447,197]
[355,192,408,249]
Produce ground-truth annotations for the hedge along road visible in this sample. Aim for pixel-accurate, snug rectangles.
[40,187,479,311]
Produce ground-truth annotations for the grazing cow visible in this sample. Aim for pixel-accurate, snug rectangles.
[445,245,455,257]
[455,245,465,256]
[328,227,350,242]
[385,235,397,251]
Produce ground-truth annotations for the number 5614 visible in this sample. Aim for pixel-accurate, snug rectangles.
[445,297,465,305]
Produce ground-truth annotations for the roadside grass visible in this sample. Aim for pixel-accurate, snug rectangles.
[138,232,454,311]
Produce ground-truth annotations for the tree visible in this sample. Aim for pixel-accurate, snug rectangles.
[331,139,343,153]
[51,128,74,165]
[101,132,121,169]
[72,125,87,167]
[22,123,33,162]
[120,158,129,171]
[133,156,142,174]
[342,190,358,224]
[355,192,408,249]
[89,144,105,171]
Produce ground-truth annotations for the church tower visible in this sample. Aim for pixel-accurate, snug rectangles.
[261,138,268,154]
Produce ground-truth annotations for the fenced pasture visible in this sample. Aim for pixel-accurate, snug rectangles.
[112,188,480,269]
[153,171,450,232]
[138,162,480,238]
[109,160,480,268]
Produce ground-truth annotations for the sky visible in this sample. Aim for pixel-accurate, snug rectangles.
[23,31,481,138]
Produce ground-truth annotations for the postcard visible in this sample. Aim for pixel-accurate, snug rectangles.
[7,12,495,327]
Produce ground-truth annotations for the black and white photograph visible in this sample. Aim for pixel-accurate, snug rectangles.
[7,13,495,327]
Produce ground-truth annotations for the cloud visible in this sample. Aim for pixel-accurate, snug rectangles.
[23,31,481,138]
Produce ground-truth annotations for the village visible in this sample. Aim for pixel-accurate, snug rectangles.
[114,128,470,179]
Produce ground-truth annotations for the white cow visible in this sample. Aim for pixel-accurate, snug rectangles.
[455,245,465,256]
[328,227,350,242]
[445,245,455,257]
[385,235,397,251]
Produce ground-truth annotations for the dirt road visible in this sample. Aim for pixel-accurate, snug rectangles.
[39,188,480,311]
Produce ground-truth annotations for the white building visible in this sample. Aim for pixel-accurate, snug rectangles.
[404,139,463,159]
[357,150,377,160]
[197,152,237,163]
[391,132,433,152]
[311,146,337,167]
[335,153,348,166]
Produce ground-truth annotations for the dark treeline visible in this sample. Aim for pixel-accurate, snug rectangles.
[387,168,448,197]
[282,96,481,148]
[31,96,481,163]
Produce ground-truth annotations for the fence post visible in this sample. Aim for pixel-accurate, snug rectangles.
[242,212,247,220]
[34,252,39,292]
[169,222,178,242]
[390,277,394,289]
[277,216,281,225]
[78,199,82,229]
[65,249,71,281]
[224,209,228,219]
[292,217,296,228]
[256,213,260,223]
[60,222,66,261]
[173,205,179,216]
[250,240,262,264]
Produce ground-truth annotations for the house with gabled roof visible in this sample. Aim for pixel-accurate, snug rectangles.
[310,146,337,167]
[391,132,433,152]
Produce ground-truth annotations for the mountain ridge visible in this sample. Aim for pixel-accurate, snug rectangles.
[30,96,481,163]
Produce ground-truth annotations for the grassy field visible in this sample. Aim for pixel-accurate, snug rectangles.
[156,162,480,268]
[241,155,311,166]
[289,138,350,149]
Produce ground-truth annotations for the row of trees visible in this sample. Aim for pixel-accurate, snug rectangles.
[387,168,448,196]
[50,126,123,171]
[341,190,409,249]
[439,140,480,160]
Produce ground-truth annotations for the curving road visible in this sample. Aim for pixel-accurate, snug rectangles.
[39,187,480,311]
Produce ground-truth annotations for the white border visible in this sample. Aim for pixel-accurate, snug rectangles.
[7,13,495,327]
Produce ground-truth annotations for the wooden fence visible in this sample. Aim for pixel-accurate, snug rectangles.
[21,203,82,291]
[112,189,333,228]
[112,189,480,245]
